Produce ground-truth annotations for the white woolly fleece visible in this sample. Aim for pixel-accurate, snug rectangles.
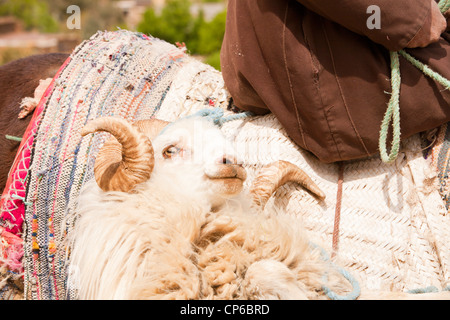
[68,117,349,299]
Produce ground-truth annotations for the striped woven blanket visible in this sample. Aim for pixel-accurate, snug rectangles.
[1,30,450,299]
[427,123,450,210]
[0,30,228,299]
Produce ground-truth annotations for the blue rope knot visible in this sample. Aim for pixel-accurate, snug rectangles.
[191,107,254,127]
[408,285,450,294]
[158,107,254,136]
[309,242,361,300]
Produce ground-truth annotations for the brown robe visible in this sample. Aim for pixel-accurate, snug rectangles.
[221,0,450,163]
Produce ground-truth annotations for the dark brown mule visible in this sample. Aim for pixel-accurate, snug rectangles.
[0,53,69,193]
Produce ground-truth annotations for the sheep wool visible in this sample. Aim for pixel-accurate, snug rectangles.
[68,116,350,299]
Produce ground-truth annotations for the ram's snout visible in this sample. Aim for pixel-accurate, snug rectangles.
[204,156,247,197]
[205,163,247,180]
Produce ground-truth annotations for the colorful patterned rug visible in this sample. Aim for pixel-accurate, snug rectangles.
[426,123,450,210]
[0,30,449,299]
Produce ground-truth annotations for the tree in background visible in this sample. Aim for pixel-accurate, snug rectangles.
[195,9,225,55]
[0,0,126,39]
[187,8,206,54]
[138,0,226,70]
[194,9,226,70]
[0,0,59,32]
[0,0,226,69]
[138,0,193,46]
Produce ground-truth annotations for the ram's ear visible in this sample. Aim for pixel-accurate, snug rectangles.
[133,119,170,140]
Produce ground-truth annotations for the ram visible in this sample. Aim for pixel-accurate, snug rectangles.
[67,113,351,299]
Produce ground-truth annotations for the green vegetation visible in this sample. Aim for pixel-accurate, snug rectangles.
[138,0,193,46]
[0,0,59,32]
[0,0,125,38]
[0,0,226,69]
[195,10,226,56]
[137,0,226,70]
[204,50,221,70]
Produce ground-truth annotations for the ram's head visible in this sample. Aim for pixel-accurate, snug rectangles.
[81,116,325,208]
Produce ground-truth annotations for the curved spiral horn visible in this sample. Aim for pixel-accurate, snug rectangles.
[250,160,325,208]
[80,117,155,193]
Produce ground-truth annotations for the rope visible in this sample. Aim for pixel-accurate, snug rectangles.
[398,50,450,89]
[407,285,450,294]
[5,135,23,142]
[190,107,254,126]
[438,0,450,12]
[158,107,254,136]
[379,1,450,163]
[379,52,402,163]
[332,162,345,258]
[10,194,32,206]
[309,242,361,300]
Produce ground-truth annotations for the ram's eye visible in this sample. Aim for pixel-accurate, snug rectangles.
[162,145,181,159]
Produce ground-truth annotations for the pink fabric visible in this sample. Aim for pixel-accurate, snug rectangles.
[0,153,31,235]
[0,89,48,234]
[0,225,23,273]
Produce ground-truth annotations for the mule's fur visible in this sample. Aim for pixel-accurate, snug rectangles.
[0,53,68,193]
